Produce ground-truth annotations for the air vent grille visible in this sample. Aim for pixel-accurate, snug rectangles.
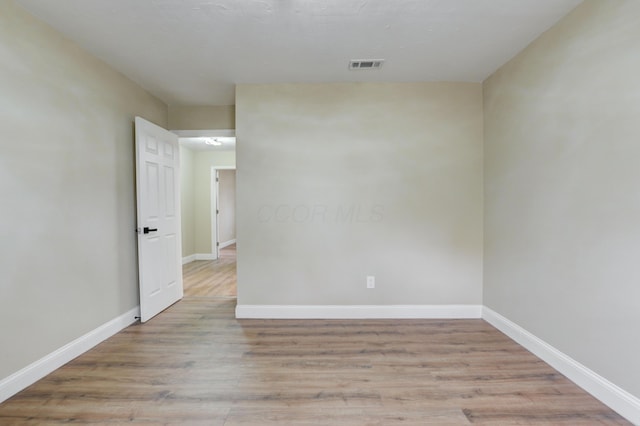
[349,59,384,70]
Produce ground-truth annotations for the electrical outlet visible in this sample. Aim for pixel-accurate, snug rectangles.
[366,276,375,289]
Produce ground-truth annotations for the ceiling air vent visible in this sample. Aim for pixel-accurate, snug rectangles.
[349,59,384,70]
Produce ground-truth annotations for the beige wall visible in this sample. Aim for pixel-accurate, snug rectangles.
[484,0,640,398]
[168,105,235,130]
[0,0,167,380]
[180,146,196,257]
[236,82,483,306]
[218,170,236,244]
[194,152,236,254]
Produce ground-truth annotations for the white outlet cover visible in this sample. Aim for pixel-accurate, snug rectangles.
[367,276,375,289]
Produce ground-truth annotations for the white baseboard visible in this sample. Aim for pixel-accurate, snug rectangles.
[235,304,482,319]
[482,307,640,425]
[195,253,215,261]
[0,306,140,404]
[219,239,236,249]
[183,253,218,264]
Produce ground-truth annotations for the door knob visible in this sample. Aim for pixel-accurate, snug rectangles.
[143,227,158,234]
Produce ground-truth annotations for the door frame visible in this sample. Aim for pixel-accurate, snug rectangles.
[173,129,235,262]
[211,166,236,260]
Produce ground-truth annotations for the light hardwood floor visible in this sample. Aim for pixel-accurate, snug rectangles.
[0,297,629,425]
[183,244,236,298]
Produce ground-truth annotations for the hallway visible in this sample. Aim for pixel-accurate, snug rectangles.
[182,244,236,298]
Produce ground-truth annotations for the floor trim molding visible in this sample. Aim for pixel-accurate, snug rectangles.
[183,252,229,264]
[195,253,215,261]
[482,307,640,425]
[235,304,482,319]
[219,239,236,249]
[0,306,140,404]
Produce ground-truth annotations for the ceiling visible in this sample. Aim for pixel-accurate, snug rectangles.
[173,129,235,151]
[179,136,236,151]
[17,0,582,106]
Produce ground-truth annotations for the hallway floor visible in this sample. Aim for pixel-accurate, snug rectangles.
[182,244,236,298]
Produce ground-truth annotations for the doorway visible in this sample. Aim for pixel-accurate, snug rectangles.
[176,130,236,298]
[211,168,236,260]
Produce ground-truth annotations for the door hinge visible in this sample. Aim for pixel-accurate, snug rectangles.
[216,242,220,247]
[216,177,219,182]
[216,209,219,214]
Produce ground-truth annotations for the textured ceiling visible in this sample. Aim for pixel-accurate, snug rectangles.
[17,0,582,106]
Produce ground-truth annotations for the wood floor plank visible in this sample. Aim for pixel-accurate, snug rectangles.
[0,298,630,424]
[224,407,470,425]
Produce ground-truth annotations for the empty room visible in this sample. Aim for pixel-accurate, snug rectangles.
[0,0,639,424]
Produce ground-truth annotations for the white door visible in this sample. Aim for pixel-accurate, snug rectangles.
[135,117,183,322]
